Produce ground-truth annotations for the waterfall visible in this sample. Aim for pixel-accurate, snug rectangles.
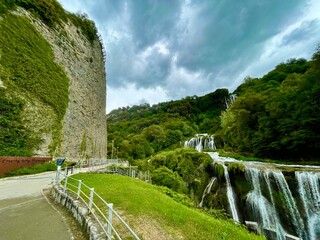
[296,171,320,240]
[207,152,239,222]
[272,171,306,239]
[263,172,285,240]
[205,152,320,240]
[199,177,216,207]
[184,135,216,152]
[222,163,239,223]
[204,136,216,150]
[225,94,237,109]
[246,169,285,240]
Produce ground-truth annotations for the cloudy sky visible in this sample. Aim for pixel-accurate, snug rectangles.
[58,0,320,113]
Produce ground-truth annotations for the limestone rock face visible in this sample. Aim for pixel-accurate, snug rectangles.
[19,9,107,162]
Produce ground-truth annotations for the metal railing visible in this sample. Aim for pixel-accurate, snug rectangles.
[54,169,140,240]
[104,165,151,182]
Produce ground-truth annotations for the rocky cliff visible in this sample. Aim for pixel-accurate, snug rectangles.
[0,1,106,161]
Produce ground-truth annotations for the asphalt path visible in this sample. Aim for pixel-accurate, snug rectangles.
[0,171,72,240]
[0,165,112,240]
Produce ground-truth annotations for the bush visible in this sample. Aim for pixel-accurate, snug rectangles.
[15,0,67,26]
[157,186,194,207]
[214,163,225,180]
[151,166,186,193]
[4,162,56,177]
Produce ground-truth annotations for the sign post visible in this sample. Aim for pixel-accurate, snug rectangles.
[55,157,65,184]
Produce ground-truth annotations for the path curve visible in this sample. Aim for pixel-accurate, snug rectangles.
[0,172,72,240]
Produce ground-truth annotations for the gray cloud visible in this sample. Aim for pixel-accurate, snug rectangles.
[281,19,320,46]
[173,0,306,71]
[58,0,319,111]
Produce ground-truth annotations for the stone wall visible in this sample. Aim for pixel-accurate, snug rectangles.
[17,9,107,161]
[51,185,105,240]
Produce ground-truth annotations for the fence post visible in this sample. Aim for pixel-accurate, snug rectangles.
[77,180,82,199]
[64,176,68,192]
[56,169,60,185]
[107,203,113,237]
[89,188,94,210]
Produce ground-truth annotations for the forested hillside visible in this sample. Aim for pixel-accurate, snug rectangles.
[218,48,320,160]
[107,88,229,160]
[107,46,320,162]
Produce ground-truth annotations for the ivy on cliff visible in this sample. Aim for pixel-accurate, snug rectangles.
[0,13,69,155]
[0,13,69,119]
[0,89,39,156]
[0,0,98,43]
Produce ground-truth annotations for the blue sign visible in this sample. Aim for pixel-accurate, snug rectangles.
[56,157,65,166]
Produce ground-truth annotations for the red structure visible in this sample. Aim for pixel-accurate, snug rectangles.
[0,156,52,176]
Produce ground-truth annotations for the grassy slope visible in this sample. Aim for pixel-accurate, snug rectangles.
[71,174,264,240]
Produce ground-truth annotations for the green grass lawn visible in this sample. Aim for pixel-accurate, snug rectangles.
[70,173,264,240]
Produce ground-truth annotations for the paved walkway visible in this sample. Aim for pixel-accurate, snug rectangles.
[0,172,72,240]
[0,165,112,240]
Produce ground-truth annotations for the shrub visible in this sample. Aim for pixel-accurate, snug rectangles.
[151,166,186,193]
[214,163,225,180]
[4,162,56,177]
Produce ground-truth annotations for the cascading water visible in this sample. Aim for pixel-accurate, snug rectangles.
[204,136,216,150]
[296,171,320,240]
[205,152,320,240]
[206,152,240,222]
[263,172,285,239]
[184,134,216,152]
[272,171,306,239]
[222,163,240,223]
[199,177,216,207]
[246,169,285,240]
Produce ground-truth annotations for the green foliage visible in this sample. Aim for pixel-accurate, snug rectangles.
[202,208,229,220]
[0,89,38,156]
[4,161,56,177]
[1,0,98,43]
[14,0,66,26]
[227,162,245,175]
[0,0,16,15]
[67,12,97,43]
[149,148,213,203]
[0,13,70,155]
[107,88,229,160]
[108,88,229,124]
[219,48,320,161]
[151,166,186,193]
[0,13,69,119]
[214,163,225,180]
[157,186,194,207]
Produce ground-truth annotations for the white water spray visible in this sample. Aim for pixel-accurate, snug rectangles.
[199,177,216,207]
[222,163,239,223]
[296,171,320,240]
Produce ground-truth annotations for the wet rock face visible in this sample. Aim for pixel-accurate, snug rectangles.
[18,9,107,161]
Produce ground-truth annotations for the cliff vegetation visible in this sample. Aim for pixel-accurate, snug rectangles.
[0,0,101,156]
